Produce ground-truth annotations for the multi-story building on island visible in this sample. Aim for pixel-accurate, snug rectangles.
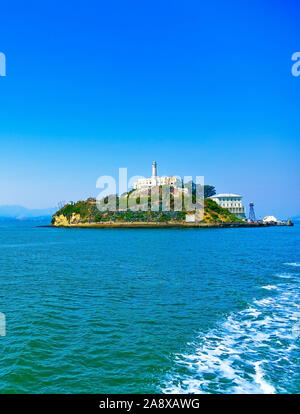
[209,193,246,219]
[133,161,182,191]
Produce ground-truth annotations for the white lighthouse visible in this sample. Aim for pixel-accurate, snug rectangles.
[152,161,157,178]
[133,161,181,191]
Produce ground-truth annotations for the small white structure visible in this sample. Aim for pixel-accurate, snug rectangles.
[185,214,195,223]
[134,161,182,191]
[209,193,246,219]
[263,216,278,223]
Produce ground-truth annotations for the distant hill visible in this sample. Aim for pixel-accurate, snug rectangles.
[0,205,55,219]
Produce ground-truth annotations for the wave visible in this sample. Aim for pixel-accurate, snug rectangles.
[253,361,275,394]
[276,273,292,279]
[284,263,300,267]
[162,278,300,394]
[261,285,278,290]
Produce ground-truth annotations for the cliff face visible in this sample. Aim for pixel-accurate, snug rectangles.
[51,194,241,226]
[53,213,81,226]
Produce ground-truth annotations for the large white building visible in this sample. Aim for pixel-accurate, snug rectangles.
[133,161,181,191]
[209,193,246,219]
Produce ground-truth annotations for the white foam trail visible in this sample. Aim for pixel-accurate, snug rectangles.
[162,278,300,394]
[284,262,300,267]
[253,361,275,394]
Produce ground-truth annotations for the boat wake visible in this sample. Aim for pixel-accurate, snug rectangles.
[162,270,300,394]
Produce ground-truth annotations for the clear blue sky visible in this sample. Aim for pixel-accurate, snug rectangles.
[0,0,299,218]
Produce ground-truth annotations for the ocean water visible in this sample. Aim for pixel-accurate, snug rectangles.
[0,221,299,394]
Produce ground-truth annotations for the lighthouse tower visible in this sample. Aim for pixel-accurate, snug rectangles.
[133,161,179,190]
[152,161,157,178]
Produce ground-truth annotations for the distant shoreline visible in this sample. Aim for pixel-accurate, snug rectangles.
[39,221,293,229]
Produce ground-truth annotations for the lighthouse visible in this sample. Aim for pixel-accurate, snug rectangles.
[133,161,179,190]
[152,161,157,178]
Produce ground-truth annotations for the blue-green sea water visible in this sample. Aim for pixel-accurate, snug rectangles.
[0,222,299,394]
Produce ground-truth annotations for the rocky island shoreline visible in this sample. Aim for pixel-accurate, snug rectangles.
[48,196,293,229]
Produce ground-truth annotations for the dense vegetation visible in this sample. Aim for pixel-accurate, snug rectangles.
[52,191,241,225]
[203,198,241,223]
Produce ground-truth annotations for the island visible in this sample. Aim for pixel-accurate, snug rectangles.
[50,194,291,229]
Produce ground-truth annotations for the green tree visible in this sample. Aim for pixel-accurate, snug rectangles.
[204,185,216,198]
